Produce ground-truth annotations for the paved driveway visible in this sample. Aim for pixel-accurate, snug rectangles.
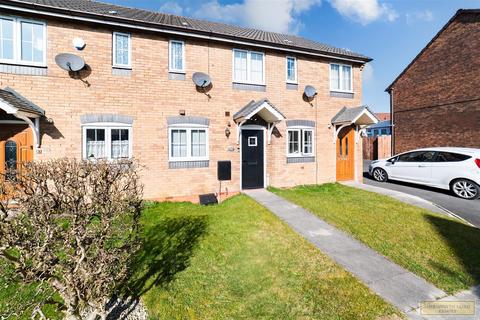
[363,161,480,227]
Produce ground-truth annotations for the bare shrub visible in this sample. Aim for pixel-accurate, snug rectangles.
[0,159,143,319]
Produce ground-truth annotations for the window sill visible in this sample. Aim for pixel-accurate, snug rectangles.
[169,160,209,169]
[232,82,266,92]
[169,70,186,74]
[112,67,132,76]
[0,63,47,76]
[330,91,354,99]
[169,72,186,80]
[112,65,132,70]
[0,61,47,68]
[286,156,315,164]
[286,83,298,90]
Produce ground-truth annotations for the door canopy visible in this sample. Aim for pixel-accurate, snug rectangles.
[331,105,378,126]
[233,98,286,124]
[233,98,286,144]
[0,87,45,148]
[331,105,378,144]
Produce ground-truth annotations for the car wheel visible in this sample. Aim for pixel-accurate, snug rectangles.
[451,179,480,200]
[372,168,388,182]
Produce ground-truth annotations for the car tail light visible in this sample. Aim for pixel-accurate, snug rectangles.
[475,159,480,168]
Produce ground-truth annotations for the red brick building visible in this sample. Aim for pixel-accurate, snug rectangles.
[0,0,377,201]
[387,9,480,154]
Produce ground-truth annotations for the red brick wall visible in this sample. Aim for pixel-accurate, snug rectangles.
[391,11,480,154]
[0,11,365,199]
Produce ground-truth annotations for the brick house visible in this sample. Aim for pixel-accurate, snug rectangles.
[387,9,480,155]
[0,0,377,201]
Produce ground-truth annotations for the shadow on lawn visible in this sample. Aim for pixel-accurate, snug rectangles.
[426,215,480,288]
[126,215,208,297]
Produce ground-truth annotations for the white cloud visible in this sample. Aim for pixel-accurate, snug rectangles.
[193,0,321,34]
[329,0,398,25]
[160,1,184,15]
[406,10,434,25]
[160,0,397,33]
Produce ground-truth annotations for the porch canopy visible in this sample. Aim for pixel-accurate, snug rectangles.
[0,87,45,147]
[331,106,378,142]
[233,98,286,144]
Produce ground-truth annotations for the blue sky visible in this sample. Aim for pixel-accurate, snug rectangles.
[107,0,480,112]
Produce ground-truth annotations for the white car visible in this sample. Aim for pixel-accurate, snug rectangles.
[369,147,480,200]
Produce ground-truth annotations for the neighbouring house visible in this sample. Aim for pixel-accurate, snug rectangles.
[366,113,391,137]
[0,0,377,201]
[387,9,480,155]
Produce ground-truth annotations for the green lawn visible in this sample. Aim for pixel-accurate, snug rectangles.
[133,195,398,319]
[1,195,400,319]
[271,183,480,294]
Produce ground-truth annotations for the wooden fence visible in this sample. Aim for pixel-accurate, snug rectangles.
[363,136,391,160]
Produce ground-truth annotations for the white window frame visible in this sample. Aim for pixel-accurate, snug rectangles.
[285,56,297,84]
[112,32,132,69]
[168,124,209,162]
[330,63,353,93]
[169,39,185,73]
[286,127,315,157]
[232,49,265,85]
[0,15,47,67]
[82,123,133,160]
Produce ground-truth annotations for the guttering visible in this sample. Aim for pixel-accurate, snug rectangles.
[389,88,395,155]
[0,2,371,64]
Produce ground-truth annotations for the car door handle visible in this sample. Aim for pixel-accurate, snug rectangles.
[418,165,427,168]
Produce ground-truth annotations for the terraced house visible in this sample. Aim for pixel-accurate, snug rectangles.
[0,0,377,201]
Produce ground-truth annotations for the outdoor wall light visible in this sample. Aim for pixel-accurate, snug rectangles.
[225,126,231,138]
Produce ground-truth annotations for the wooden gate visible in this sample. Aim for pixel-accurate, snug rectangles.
[362,136,391,160]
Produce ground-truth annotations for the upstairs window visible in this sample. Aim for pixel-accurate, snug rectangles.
[169,40,185,73]
[330,63,352,92]
[287,128,314,157]
[113,32,131,68]
[233,49,264,85]
[0,16,46,66]
[286,56,297,83]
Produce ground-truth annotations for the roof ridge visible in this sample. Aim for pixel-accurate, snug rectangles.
[7,0,371,62]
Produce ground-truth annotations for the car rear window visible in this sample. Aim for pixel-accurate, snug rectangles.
[436,152,471,162]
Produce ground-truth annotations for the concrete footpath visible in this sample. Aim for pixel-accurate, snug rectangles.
[244,189,479,319]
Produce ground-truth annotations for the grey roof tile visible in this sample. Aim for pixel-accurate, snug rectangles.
[331,105,377,124]
[7,0,371,62]
[234,98,286,121]
[0,87,45,115]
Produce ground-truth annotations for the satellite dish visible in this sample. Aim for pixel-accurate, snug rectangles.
[55,53,85,72]
[304,85,317,99]
[192,72,212,88]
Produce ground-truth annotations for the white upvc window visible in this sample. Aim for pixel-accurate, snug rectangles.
[233,49,265,85]
[112,32,131,68]
[169,40,185,73]
[286,56,297,83]
[0,15,46,66]
[330,63,353,92]
[168,126,209,161]
[287,128,314,157]
[82,123,133,160]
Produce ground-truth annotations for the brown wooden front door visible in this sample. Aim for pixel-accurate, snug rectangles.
[0,124,34,176]
[336,126,355,181]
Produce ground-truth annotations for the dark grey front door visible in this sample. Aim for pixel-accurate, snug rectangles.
[242,129,264,189]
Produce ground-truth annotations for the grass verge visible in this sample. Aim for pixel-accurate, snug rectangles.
[270,183,480,294]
